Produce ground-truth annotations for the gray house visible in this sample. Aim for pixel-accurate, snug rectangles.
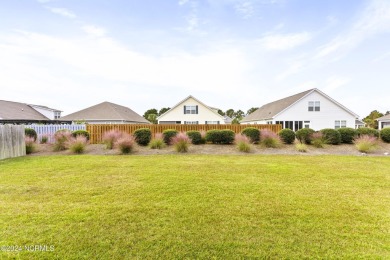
[377,114,390,130]
[60,101,150,124]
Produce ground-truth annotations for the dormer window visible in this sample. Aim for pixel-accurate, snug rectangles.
[184,105,198,114]
[308,101,320,112]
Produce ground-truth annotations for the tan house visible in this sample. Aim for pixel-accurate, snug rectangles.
[60,101,150,124]
[157,96,231,124]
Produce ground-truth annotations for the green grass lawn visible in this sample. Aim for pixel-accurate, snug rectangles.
[0,155,389,259]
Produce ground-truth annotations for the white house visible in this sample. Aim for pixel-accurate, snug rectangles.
[157,95,230,124]
[241,88,360,131]
[377,114,390,130]
[29,104,62,120]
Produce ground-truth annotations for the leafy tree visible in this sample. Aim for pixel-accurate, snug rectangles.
[246,107,259,115]
[234,110,245,119]
[143,108,158,123]
[231,118,240,124]
[158,107,170,116]
[226,109,235,118]
[147,114,157,124]
[363,110,383,129]
[217,109,225,116]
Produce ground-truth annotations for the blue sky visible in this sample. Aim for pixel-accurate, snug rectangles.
[1,0,389,118]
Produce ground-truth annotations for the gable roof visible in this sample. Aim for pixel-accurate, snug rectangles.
[29,104,62,112]
[157,95,227,122]
[241,88,359,122]
[0,100,50,121]
[377,114,390,121]
[60,101,149,123]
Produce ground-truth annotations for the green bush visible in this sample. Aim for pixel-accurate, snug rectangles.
[25,136,36,154]
[25,128,37,141]
[205,129,235,144]
[320,128,341,145]
[72,130,90,141]
[380,128,390,143]
[337,128,357,144]
[356,127,379,138]
[162,129,178,145]
[241,127,260,143]
[133,128,152,146]
[311,132,326,148]
[187,131,202,145]
[295,128,315,144]
[278,129,295,144]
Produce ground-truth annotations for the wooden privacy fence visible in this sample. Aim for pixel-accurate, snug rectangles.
[87,124,282,144]
[28,124,86,143]
[0,125,26,160]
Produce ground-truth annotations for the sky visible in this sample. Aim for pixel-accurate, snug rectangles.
[1,0,389,118]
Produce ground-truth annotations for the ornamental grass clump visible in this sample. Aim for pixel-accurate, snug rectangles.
[25,136,36,154]
[260,129,281,148]
[149,133,166,149]
[115,133,135,154]
[171,132,191,153]
[199,130,207,144]
[102,129,123,149]
[354,135,378,153]
[53,130,73,151]
[235,134,251,153]
[69,135,88,154]
[311,132,326,148]
[241,127,260,144]
[40,134,50,144]
[296,143,308,152]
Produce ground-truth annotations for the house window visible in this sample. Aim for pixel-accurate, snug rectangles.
[275,121,283,128]
[184,105,198,114]
[54,111,61,119]
[184,121,198,124]
[285,121,294,130]
[335,120,347,129]
[308,101,320,112]
[294,121,303,131]
[304,121,310,128]
[266,121,272,124]
[205,121,220,124]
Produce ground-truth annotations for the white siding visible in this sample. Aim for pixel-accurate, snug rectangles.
[273,91,356,130]
[31,107,59,120]
[158,97,225,124]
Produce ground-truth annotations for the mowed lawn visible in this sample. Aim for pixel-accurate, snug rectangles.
[0,155,389,259]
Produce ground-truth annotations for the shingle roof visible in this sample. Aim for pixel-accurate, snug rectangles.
[241,89,313,122]
[377,114,390,121]
[0,100,49,120]
[60,101,149,123]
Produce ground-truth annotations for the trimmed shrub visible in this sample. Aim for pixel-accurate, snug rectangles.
[171,132,191,153]
[311,132,326,148]
[25,136,36,154]
[115,134,135,154]
[149,133,166,149]
[320,128,341,145]
[133,128,152,146]
[235,134,251,153]
[296,143,307,152]
[220,129,235,144]
[354,135,378,153]
[337,128,357,144]
[72,130,90,141]
[241,127,260,144]
[187,131,202,145]
[205,130,222,144]
[278,129,295,144]
[380,128,390,143]
[260,129,281,148]
[162,129,179,145]
[69,135,88,154]
[25,128,37,141]
[102,130,123,149]
[53,130,72,151]
[356,127,379,138]
[296,128,315,144]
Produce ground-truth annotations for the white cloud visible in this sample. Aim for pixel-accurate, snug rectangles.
[259,32,311,51]
[235,1,254,19]
[45,7,76,19]
[82,25,107,37]
[315,0,390,59]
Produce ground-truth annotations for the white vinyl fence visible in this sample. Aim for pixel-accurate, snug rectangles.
[0,125,26,160]
[28,124,86,143]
